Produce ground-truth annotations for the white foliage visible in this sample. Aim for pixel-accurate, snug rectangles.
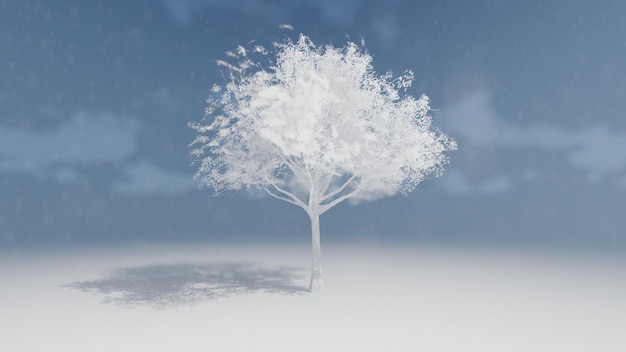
[190,34,456,214]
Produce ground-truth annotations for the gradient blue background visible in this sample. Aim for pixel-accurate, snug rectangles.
[1,0,625,248]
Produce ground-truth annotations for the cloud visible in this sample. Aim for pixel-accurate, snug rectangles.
[130,87,183,113]
[156,0,282,26]
[0,111,138,174]
[155,0,207,26]
[112,160,196,196]
[568,126,626,181]
[439,169,511,196]
[156,0,368,27]
[52,166,87,185]
[619,176,626,190]
[476,174,512,195]
[441,90,626,182]
[438,169,472,196]
[0,108,196,196]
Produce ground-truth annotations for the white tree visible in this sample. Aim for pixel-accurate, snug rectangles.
[190,35,456,293]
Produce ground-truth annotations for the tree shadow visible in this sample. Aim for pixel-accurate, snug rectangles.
[63,262,309,308]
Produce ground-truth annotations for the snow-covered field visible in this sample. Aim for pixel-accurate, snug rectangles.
[1,242,625,351]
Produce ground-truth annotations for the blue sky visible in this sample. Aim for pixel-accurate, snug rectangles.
[1,0,625,247]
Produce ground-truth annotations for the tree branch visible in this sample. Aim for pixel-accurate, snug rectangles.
[264,188,302,208]
[319,167,336,196]
[319,187,360,215]
[320,174,358,203]
[269,145,310,183]
[264,184,308,210]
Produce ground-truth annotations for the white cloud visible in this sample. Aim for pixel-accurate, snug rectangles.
[53,167,86,185]
[477,175,511,195]
[439,169,511,196]
[619,176,626,190]
[0,109,197,196]
[439,169,472,196]
[441,90,626,182]
[112,160,196,196]
[131,87,182,112]
[156,0,364,27]
[156,0,206,26]
[157,0,273,26]
[0,111,138,174]
[568,126,626,181]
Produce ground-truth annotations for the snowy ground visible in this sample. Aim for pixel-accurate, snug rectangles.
[1,242,625,351]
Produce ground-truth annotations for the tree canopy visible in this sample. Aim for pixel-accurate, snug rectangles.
[190,34,456,215]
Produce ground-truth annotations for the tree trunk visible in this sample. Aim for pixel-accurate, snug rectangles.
[309,213,323,293]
